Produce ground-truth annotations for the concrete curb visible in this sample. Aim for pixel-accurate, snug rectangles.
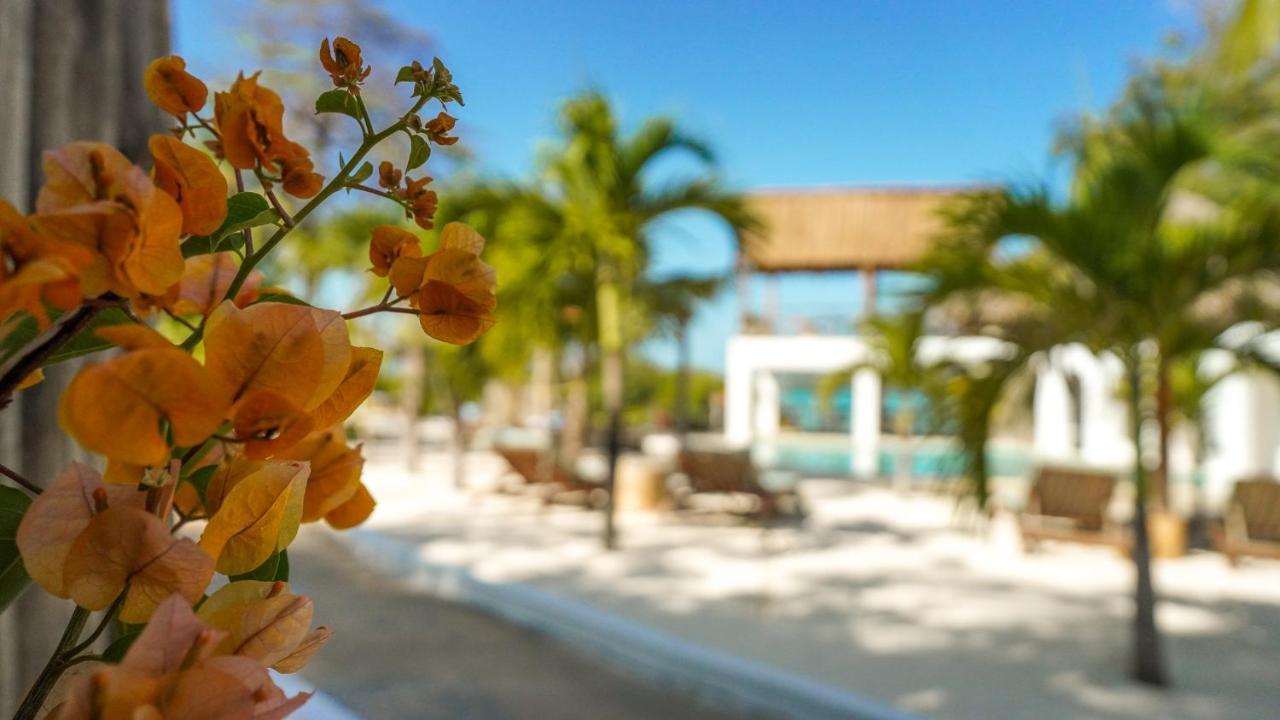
[344,528,921,720]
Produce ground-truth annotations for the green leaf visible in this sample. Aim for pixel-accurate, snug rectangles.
[183,464,218,508]
[0,486,33,614]
[350,161,374,185]
[0,306,133,370]
[395,65,417,84]
[251,292,313,307]
[102,630,141,662]
[229,549,288,582]
[45,308,133,365]
[0,314,38,366]
[407,135,431,171]
[275,550,290,582]
[182,193,276,258]
[431,57,464,106]
[315,89,360,121]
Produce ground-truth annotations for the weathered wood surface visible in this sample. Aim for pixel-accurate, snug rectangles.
[0,0,169,712]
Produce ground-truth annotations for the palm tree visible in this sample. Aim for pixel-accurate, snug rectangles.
[633,275,723,445]
[819,312,935,490]
[535,92,757,549]
[913,71,1280,684]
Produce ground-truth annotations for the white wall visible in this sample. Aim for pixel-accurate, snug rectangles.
[724,334,1010,479]
[726,333,1280,509]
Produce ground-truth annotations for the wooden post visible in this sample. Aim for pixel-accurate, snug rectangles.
[862,266,878,318]
[763,274,779,333]
[0,1,170,712]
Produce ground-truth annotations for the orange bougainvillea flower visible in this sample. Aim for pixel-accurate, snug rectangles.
[214,73,323,199]
[226,344,380,456]
[204,301,352,414]
[15,368,43,391]
[197,453,261,518]
[377,160,402,190]
[59,327,227,467]
[35,142,185,298]
[199,460,308,575]
[149,134,228,236]
[279,429,365,525]
[170,251,262,316]
[424,112,459,146]
[214,72,287,171]
[66,505,214,622]
[16,463,147,598]
[53,595,312,720]
[324,481,376,529]
[368,225,421,277]
[280,156,323,199]
[388,222,496,344]
[307,346,382,431]
[0,198,93,327]
[415,277,496,344]
[231,390,316,460]
[144,55,208,117]
[17,463,213,623]
[401,175,438,229]
[319,37,371,92]
[198,581,332,671]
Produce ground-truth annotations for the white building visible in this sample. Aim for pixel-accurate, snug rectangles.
[723,187,1280,511]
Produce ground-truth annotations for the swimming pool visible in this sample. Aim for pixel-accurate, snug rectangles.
[756,435,1035,480]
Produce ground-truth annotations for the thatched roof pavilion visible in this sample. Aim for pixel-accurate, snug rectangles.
[740,186,971,272]
[737,186,975,326]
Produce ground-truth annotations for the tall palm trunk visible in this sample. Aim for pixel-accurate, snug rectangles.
[597,277,623,550]
[892,405,914,493]
[449,396,467,490]
[560,366,588,464]
[1153,353,1172,510]
[674,319,690,448]
[401,343,425,473]
[1127,358,1167,686]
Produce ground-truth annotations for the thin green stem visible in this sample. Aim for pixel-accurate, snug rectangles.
[256,169,296,228]
[355,94,376,136]
[65,593,125,658]
[164,308,197,332]
[179,437,216,470]
[343,183,407,204]
[342,305,420,320]
[234,169,254,255]
[61,654,103,670]
[0,462,41,495]
[180,98,432,352]
[14,606,91,720]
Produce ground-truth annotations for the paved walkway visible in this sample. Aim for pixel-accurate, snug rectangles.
[288,528,739,720]
[346,446,1280,720]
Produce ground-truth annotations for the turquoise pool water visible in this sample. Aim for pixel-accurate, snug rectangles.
[761,437,1034,479]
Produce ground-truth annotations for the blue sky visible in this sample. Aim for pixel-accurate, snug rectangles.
[173,0,1196,372]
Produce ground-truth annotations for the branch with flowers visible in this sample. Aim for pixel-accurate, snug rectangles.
[0,35,495,720]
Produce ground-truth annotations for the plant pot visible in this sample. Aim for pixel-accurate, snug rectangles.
[1148,510,1186,559]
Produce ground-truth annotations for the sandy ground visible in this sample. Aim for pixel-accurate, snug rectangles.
[287,528,740,720]
[344,445,1280,720]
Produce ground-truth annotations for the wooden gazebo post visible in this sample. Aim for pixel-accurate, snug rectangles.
[862,264,878,319]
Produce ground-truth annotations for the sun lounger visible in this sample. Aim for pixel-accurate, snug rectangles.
[1212,478,1280,565]
[1018,466,1126,550]
[493,445,605,507]
[670,449,803,522]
